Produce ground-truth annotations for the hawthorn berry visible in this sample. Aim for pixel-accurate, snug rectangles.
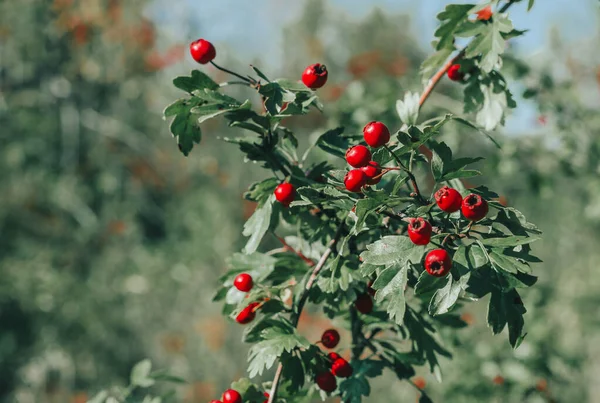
[407,217,433,245]
[189,38,216,64]
[262,392,269,403]
[302,63,328,89]
[345,145,371,168]
[361,161,382,185]
[235,302,259,324]
[327,352,341,361]
[344,169,367,193]
[331,357,353,378]
[274,183,295,206]
[321,329,340,349]
[424,249,452,277]
[434,186,462,213]
[354,293,373,314]
[461,193,488,221]
[476,5,493,21]
[315,371,337,393]
[222,389,242,403]
[447,64,464,82]
[233,273,253,292]
[363,121,391,148]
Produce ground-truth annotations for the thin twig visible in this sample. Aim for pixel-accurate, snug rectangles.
[210,61,256,84]
[267,219,347,403]
[273,234,316,267]
[384,145,427,205]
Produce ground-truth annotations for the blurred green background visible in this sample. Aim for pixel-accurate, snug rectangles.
[1,0,600,402]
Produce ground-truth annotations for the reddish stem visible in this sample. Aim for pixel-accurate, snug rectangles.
[274,234,316,267]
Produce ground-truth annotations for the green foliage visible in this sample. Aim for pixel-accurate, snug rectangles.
[161,1,543,401]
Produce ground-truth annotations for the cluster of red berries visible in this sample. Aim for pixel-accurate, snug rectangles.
[233,273,262,324]
[343,121,390,192]
[434,186,488,221]
[410,186,489,277]
[314,330,353,393]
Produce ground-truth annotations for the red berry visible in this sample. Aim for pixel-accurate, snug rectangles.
[222,389,242,403]
[461,193,489,221]
[476,5,493,21]
[302,63,328,89]
[345,145,371,168]
[447,64,464,82]
[424,249,452,277]
[263,392,269,403]
[189,38,216,64]
[363,121,390,148]
[274,183,295,206]
[407,217,433,246]
[344,169,367,193]
[327,352,341,361]
[235,302,259,324]
[331,358,353,378]
[354,293,373,314]
[361,161,382,185]
[321,329,340,349]
[315,371,337,393]
[434,186,462,213]
[233,273,253,292]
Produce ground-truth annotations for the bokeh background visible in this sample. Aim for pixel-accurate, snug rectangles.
[1,0,600,402]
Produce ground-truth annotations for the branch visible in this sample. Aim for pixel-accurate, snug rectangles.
[267,219,347,403]
[273,234,316,267]
[210,61,256,84]
[418,0,516,108]
[384,145,427,205]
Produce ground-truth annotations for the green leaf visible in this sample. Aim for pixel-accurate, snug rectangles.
[339,377,370,403]
[465,15,513,73]
[360,236,426,267]
[453,244,488,270]
[230,378,266,403]
[242,194,274,254]
[251,65,271,82]
[316,127,347,158]
[487,289,527,348]
[244,178,279,206]
[173,70,219,93]
[434,4,475,50]
[353,198,383,234]
[420,47,453,78]
[429,273,470,316]
[430,141,482,182]
[130,359,155,388]
[247,328,310,378]
[489,250,531,274]
[480,235,541,247]
[225,252,277,282]
[167,100,202,156]
[372,264,409,324]
[281,354,305,392]
[528,0,535,11]
[415,270,447,297]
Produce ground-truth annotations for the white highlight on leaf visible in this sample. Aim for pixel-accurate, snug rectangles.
[396,91,420,125]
